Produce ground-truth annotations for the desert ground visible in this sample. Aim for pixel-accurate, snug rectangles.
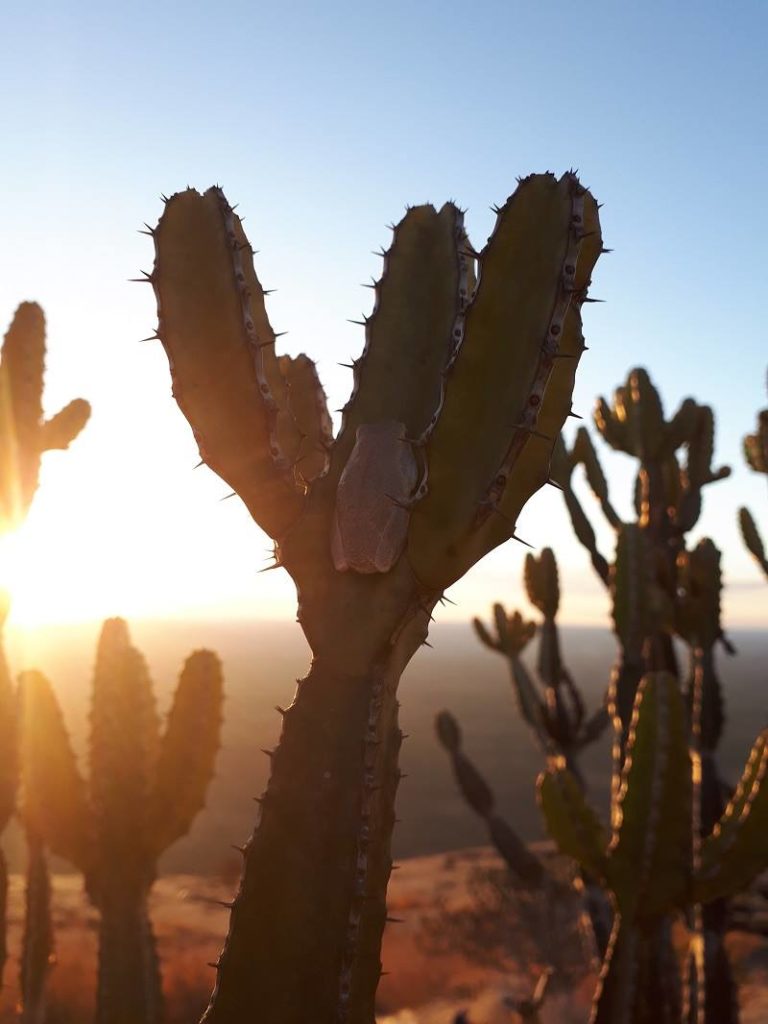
[2,846,767,1024]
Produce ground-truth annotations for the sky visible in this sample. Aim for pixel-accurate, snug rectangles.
[0,1,766,631]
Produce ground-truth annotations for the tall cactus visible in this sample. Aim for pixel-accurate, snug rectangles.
[18,620,224,1024]
[738,370,768,578]
[143,173,604,1022]
[0,301,90,994]
[551,369,742,1020]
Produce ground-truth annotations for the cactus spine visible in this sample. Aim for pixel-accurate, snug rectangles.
[18,622,224,1024]
[145,174,604,1022]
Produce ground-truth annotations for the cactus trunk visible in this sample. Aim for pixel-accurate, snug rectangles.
[206,635,418,1023]
[19,832,53,1024]
[96,887,162,1024]
[592,918,681,1024]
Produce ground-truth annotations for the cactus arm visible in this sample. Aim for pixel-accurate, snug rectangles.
[18,670,90,872]
[743,410,768,471]
[38,398,91,451]
[0,304,45,527]
[738,506,768,578]
[472,615,501,651]
[408,174,602,588]
[572,426,622,530]
[695,730,768,903]
[551,436,611,586]
[508,655,548,745]
[331,203,467,482]
[148,650,223,855]
[537,758,608,879]
[607,673,691,921]
[563,483,611,585]
[19,830,53,1024]
[0,304,90,530]
[278,355,333,486]
[435,711,546,887]
[88,619,159,898]
[149,188,305,538]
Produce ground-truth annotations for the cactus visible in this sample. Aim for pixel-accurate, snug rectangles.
[143,173,604,1022]
[547,370,749,1020]
[435,710,546,888]
[18,621,224,1024]
[0,302,90,532]
[0,301,89,995]
[738,370,768,579]
[539,671,768,1023]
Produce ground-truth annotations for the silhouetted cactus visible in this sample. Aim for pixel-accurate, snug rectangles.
[548,368,748,1021]
[0,302,90,532]
[143,173,604,1022]
[739,371,768,579]
[18,620,224,1024]
[440,546,611,963]
[19,829,53,1024]
[0,301,90,998]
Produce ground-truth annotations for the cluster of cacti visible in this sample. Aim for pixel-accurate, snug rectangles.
[436,365,768,1021]
[437,547,612,960]
[0,302,90,1016]
[472,548,609,779]
[19,618,224,1024]
[738,371,768,578]
[142,172,605,1021]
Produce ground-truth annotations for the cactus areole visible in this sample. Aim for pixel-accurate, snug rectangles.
[146,174,603,1023]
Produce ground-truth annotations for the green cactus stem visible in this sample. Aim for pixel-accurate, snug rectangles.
[144,174,603,1023]
[19,625,224,1024]
[434,711,546,887]
[539,668,768,1023]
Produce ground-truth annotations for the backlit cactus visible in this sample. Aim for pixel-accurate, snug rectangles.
[739,371,768,579]
[440,547,611,961]
[0,301,89,996]
[550,369,747,1021]
[18,621,224,1024]
[144,173,604,1022]
[0,302,90,531]
[539,671,768,1023]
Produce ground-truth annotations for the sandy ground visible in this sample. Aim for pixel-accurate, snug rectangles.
[0,847,766,1023]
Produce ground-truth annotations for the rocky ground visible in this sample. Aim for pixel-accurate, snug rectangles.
[0,847,766,1022]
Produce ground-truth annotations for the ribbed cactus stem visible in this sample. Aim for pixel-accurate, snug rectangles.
[205,654,404,1023]
[19,830,53,1024]
[97,889,162,1024]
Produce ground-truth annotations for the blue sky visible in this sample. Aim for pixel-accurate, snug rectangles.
[0,1,766,627]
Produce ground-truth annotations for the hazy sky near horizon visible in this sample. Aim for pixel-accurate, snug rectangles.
[1,1,767,629]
